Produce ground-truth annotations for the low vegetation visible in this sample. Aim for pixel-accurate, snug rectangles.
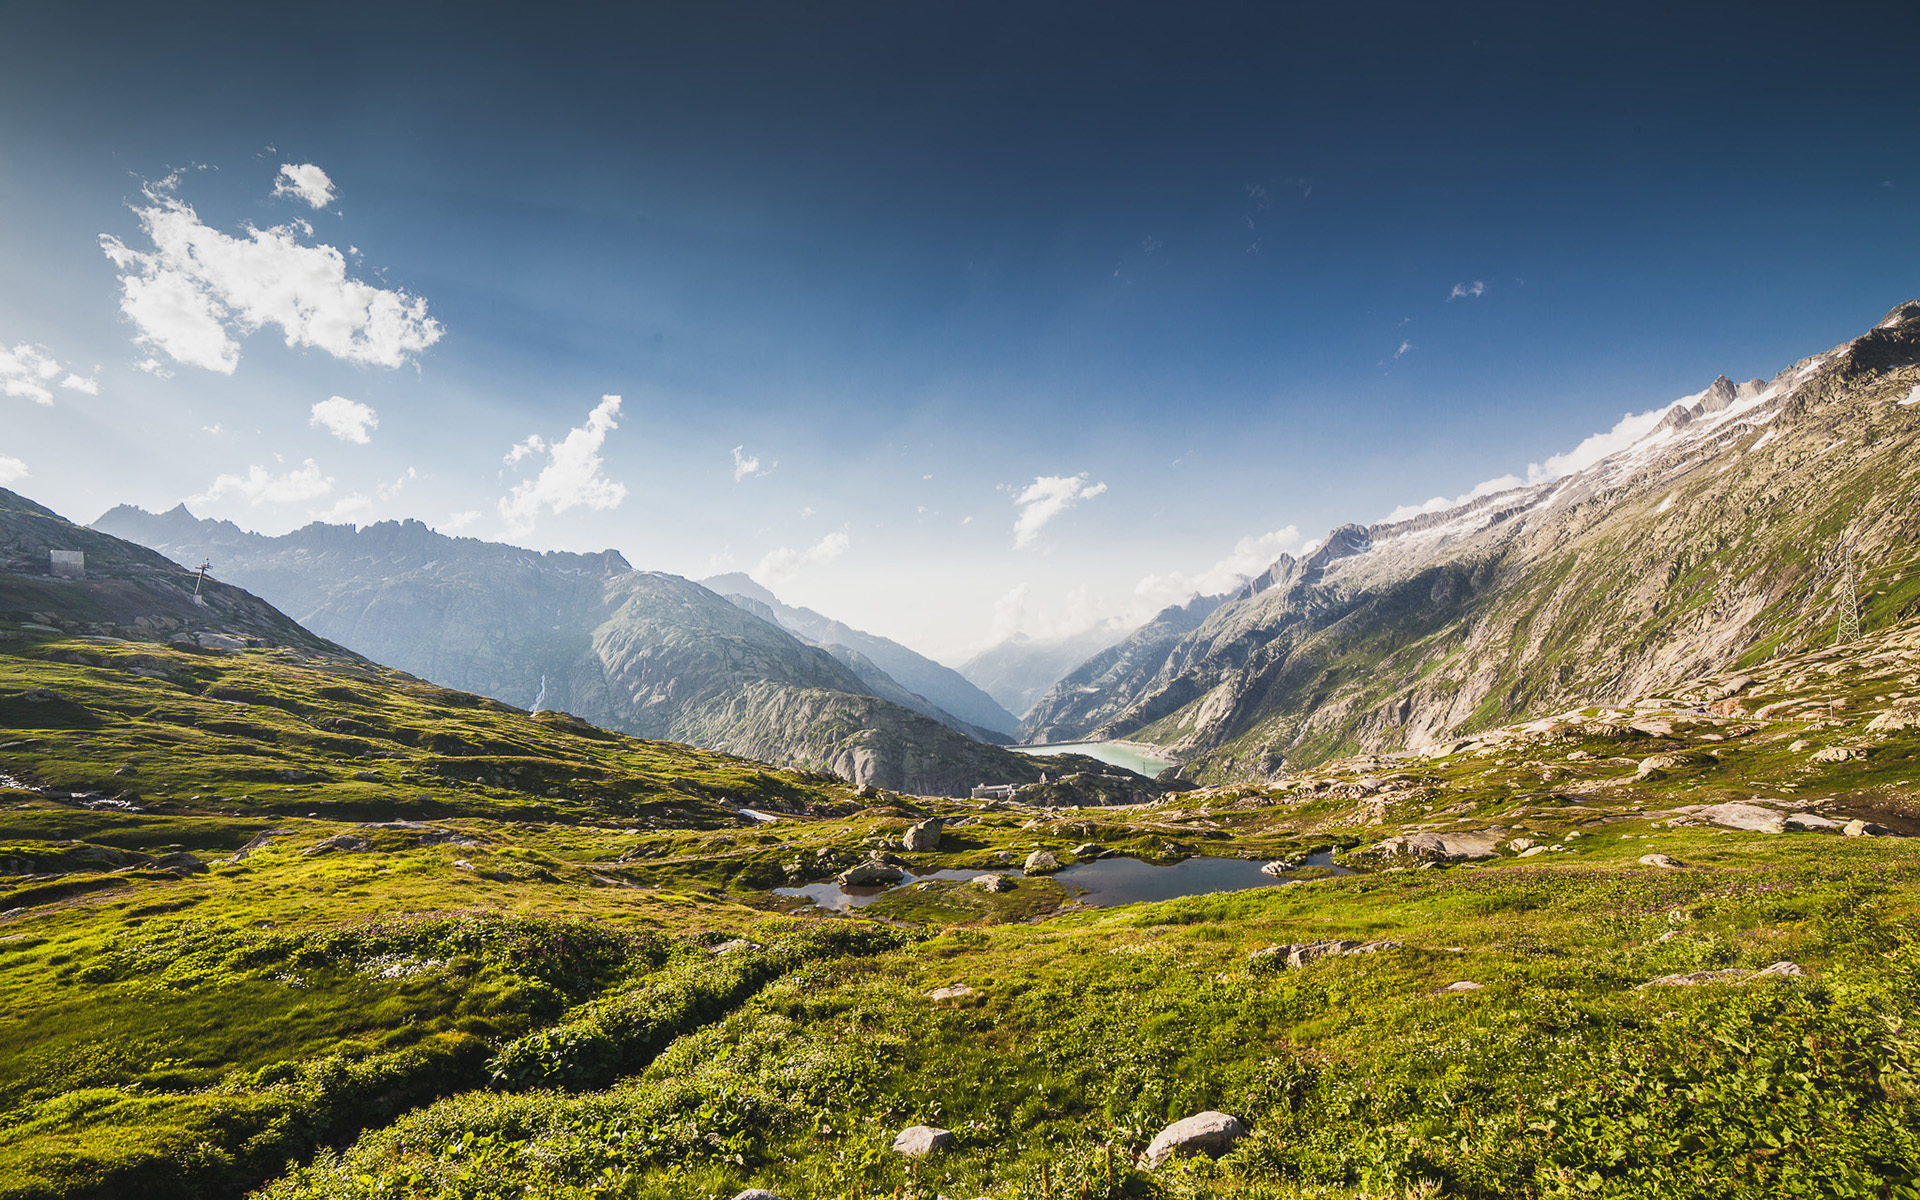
[3,610,1920,1198]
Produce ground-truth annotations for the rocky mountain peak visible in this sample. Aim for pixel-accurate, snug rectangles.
[1699,374,1739,414]
[1876,299,1920,330]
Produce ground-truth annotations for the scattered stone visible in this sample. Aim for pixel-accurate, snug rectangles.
[1144,1111,1247,1167]
[971,873,1012,892]
[1867,710,1920,733]
[1844,819,1896,837]
[1784,812,1843,832]
[1638,853,1682,869]
[837,861,905,886]
[151,851,207,874]
[1788,739,1811,751]
[989,850,1013,865]
[1368,831,1502,860]
[891,1125,955,1157]
[1566,750,1592,761]
[1071,842,1105,858]
[1811,746,1871,763]
[902,818,943,852]
[223,829,291,863]
[1508,837,1536,852]
[1517,846,1547,858]
[1023,850,1061,875]
[1642,961,1804,988]
[305,834,372,855]
[1247,939,1396,970]
[1440,980,1485,993]
[711,939,762,956]
[1258,859,1297,877]
[926,984,976,1001]
[1693,802,1787,834]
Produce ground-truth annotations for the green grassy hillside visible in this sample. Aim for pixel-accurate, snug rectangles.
[3,581,1920,1197]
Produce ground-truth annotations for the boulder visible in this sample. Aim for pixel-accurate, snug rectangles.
[1144,1111,1247,1167]
[891,1125,955,1157]
[1844,819,1896,837]
[1507,838,1536,852]
[837,861,905,886]
[1867,710,1920,733]
[1258,859,1297,877]
[1693,802,1786,834]
[1784,812,1843,832]
[902,818,943,852]
[1517,846,1547,858]
[305,834,372,855]
[1023,850,1061,875]
[1637,853,1682,869]
[151,851,207,874]
[1811,746,1871,763]
[971,872,1012,892]
[1369,831,1501,860]
[1440,980,1484,993]
[1071,842,1104,858]
[926,984,976,1001]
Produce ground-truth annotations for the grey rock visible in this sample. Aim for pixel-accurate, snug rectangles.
[1784,812,1843,832]
[838,861,906,886]
[1844,819,1896,837]
[1023,850,1061,875]
[1811,746,1871,763]
[1638,853,1683,869]
[926,984,976,1000]
[732,1190,784,1200]
[151,851,207,874]
[1369,831,1502,860]
[1750,960,1805,979]
[891,1124,955,1157]
[902,818,943,852]
[1071,842,1104,857]
[1144,1111,1247,1167]
[1640,968,1749,988]
[971,873,1012,892]
[305,834,372,855]
[1258,859,1297,877]
[1440,980,1485,992]
[1694,802,1786,834]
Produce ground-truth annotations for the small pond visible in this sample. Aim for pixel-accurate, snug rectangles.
[774,852,1349,913]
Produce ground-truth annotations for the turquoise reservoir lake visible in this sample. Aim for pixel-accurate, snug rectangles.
[1014,740,1176,779]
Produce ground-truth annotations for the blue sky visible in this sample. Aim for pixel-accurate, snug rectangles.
[2,2,1916,661]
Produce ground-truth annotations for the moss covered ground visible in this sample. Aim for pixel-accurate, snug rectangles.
[3,616,1920,1198]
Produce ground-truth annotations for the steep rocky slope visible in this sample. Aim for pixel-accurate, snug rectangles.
[1023,300,1920,782]
[704,572,1019,737]
[85,511,1061,794]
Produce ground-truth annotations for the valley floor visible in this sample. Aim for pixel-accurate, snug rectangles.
[2,616,1920,1198]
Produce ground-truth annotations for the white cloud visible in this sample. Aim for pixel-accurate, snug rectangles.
[192,458,334,506]
[0,342,92,405]
[0,455,27,486]
[377,466,417,500]
[314,492,373,523]
[309,395,379,443]
[754,530,850,584]
[1380,403,1674,523]
[201,423,222,435]
[499,394,628,534]
[1132,526,1306,614]
[1448,280,1487,300]
[272,163,335,209]
[1392,340,1412,359]
[1011,473,1107,549]
[441,510,481,533]
[731,444,765,481]
[99,174,441,374]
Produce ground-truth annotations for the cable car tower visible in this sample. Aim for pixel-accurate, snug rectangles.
[192,559,212,607]
[1834,544,1862,645]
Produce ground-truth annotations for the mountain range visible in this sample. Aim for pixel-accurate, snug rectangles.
[85,508,1116,795]
[1019,300,1920,781]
